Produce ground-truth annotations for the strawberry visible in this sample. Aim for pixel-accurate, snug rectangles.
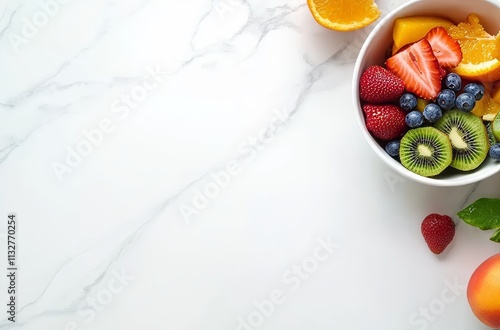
[359,65,405,103]
[385,39,442,100]
[421,213,455,254]
[425,26,463,68]
[362,104,407,140]
[439,66,447,79]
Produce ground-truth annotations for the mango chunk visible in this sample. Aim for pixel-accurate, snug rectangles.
[392,16,454,54]
[491,83,500,104]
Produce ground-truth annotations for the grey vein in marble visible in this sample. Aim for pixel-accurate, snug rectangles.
[0,2,160,169]
[0,105,69,166]
[0,4,20,40]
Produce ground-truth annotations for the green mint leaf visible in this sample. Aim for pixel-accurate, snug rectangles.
[491,229,500,243]
[457,198,500,230]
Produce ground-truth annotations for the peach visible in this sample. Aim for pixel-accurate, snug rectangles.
[467,253,500,328]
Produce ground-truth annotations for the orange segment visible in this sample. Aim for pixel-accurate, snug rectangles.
[448,14,500,82]
[307,0,381,32]
[448,14,500,62]
[452,60,500,82]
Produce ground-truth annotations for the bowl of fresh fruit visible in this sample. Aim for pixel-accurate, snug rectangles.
[353,0,500,186]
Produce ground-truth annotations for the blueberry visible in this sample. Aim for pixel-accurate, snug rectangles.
[436,89,456,110]
[490,143,500,160]
[423,103,443,123]
[385,140,400,157]
[405,110,424,128]
[443,73,462,92]
[463,82,485,100]
[455,92,476,112]
[399,93,418,111]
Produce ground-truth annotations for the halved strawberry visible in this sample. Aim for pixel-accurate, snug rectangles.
[425,26,463,68]
[439,66,447,79]
[386,39,442,100]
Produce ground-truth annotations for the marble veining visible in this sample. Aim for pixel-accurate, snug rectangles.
[0,1,498,330]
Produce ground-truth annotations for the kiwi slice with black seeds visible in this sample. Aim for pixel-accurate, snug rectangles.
[399,127,453,177]
[493,111,500,142]
[486,121,498,146]
[434,110,489,171]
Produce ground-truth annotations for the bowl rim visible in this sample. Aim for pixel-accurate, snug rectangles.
[352,0,500,187]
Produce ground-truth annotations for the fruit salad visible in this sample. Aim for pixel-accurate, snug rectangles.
[358,14,500,177]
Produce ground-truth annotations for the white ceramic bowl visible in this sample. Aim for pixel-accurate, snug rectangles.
[352,0,500,187]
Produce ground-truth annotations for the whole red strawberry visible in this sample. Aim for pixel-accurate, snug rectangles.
[363,104,407,140]
[359,65,405,103]
[421,213,455,254]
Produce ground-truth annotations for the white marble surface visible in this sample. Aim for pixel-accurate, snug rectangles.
[0,0,499,329]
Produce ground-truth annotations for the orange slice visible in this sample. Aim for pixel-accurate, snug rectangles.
[307,0,381,32]
[448,14,500,82]
[451,60,500,83]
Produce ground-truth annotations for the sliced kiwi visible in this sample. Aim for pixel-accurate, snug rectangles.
[486,121,498,146]
[399,127,453,177]
[493,112,500,142]
[434,110,489,171]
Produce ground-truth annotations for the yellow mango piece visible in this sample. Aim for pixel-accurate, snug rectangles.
[471,83,500,120]
[471,95,488,117]
[416,98,429,112]
[392,16,455,54]
[391,43,399,55]
[491,84,500,104]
